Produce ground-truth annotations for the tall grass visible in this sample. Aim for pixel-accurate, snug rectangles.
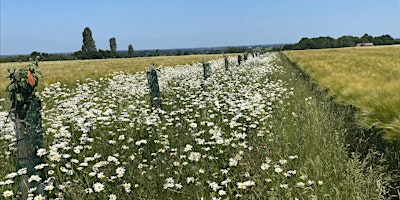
[0,53,390,199]
[274,54,391,199]
[283,45,400,141]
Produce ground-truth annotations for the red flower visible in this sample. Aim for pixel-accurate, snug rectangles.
[27,70,36,86]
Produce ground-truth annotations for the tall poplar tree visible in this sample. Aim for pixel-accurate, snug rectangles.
[109,37,117,58]
[81,27,97,58]
[128,44,134,57]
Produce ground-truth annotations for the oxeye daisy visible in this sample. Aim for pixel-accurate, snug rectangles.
[93,182,104,192]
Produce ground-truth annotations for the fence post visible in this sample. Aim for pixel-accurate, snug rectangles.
[203,58,211,80]
[16,97,45,199]
[224,56,229,71]
[146,64,162,109]
[238,55,242,66]
[8,58,45,199]
[244,51,248,61]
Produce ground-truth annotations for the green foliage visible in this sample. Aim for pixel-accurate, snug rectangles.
[109,37,117,58]
[360,33,374,43]
[128,44,135,57]
[81,27,98,59]
[337,35,358,47]
[372,35,396,45]
[82,27,97,52]
[6,57,42,118]
[227,47,238,53]
[283,34,398,50]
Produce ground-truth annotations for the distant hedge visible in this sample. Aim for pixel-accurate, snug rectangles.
[282,34,400,51]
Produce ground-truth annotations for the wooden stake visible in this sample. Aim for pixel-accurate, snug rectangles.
[203,59,211,80]
[238,55,242,66]
[16,97,45,199]
[146,65,162,109]
[224,56,229,71]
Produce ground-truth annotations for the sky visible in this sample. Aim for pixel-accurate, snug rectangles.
[1,0,399,55]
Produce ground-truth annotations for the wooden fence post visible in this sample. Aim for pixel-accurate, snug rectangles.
[146,65,162,109]
[7,58,45,199]
[244,52,248,61]
[224,56,229,71]
[203,59,211,80]
[16,97,45,199]
[238,55,242,66]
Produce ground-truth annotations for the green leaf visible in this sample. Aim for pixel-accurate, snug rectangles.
[16,93,23,102]
[6,83,15,91]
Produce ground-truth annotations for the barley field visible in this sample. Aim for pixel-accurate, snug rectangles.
[284,45,400,141]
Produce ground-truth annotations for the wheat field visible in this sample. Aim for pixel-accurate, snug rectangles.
[284,45,400,141]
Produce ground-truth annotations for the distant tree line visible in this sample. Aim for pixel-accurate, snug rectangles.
[1,26,274,63]
[281,34,400,51]
[1,46,256,63]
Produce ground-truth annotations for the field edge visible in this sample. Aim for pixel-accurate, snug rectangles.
[279,52,400,197]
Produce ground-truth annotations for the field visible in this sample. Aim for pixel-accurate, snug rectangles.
[283,45,400,141]
[1,53,396,199]
[0,54,231,104]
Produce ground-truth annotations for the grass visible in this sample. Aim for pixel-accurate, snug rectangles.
[0,53,392,199]
[283,45,400,141]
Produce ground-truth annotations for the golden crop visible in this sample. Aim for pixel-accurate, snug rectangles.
[284,45,400,141]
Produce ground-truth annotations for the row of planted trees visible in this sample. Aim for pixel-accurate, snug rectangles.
[6,52,253,198]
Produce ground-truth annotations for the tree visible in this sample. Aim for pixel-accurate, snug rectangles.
[227,47,238,53]
[81,27,97,59]
[337,35,359,47]
[30,51,41,59]
[296,37,316,49]
[128,44,134,57]
[109,37,117,58]
[360,33,373,43]
[373,35,395,45]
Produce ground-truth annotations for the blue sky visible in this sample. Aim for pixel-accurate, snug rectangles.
[1,0,399,55]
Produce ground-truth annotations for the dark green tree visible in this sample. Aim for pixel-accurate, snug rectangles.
[360,34,373,43]
[373,35,395,45]
[109,37,117,58]
[81,27,97,59]
[227,47,238,53]
[337,35,359,47]
[128,44,134,57]
[296,38,316,49]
